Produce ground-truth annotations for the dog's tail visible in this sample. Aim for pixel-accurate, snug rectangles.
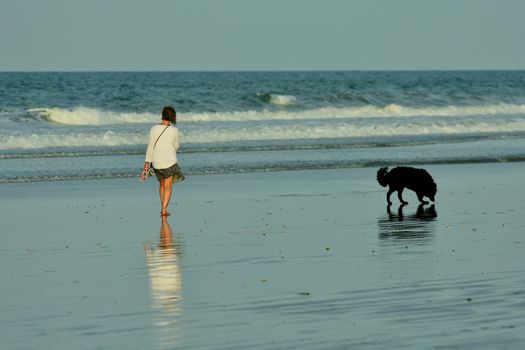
[377,167,389,187]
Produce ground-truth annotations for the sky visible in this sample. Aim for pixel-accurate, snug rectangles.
[1,0,524,71]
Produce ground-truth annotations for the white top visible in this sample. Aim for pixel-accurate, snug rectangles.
[145,125,180,169]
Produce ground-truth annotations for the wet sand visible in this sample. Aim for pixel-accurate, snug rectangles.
[1,163,525,349]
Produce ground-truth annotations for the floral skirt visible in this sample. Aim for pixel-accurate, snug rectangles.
[153,163,185,182]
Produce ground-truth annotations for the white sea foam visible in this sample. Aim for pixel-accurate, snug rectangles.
[184,103,525,122]
[3,120,525,150]
[0,131,147,150]
[184,120,525,143]
[28,103,525,126]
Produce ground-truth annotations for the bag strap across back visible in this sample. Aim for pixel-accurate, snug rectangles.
[153,125,170,150]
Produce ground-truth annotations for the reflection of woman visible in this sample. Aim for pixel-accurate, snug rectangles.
[141,106,185,217]
[145,216,182,306]
[145,216,182,346]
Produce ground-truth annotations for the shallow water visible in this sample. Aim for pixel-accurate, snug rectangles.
[1,163,524,349]
[2,71,525,182]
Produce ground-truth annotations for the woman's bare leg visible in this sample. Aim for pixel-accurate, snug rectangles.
[161,176,173,215]
[159,178,165,208]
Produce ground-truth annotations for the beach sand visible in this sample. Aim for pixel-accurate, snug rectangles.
[1,163,524,349]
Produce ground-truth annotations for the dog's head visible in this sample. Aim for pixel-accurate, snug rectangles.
[376,167,389,187]
[427,182,437,202]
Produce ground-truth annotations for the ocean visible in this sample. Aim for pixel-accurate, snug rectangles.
[1,70,525,183]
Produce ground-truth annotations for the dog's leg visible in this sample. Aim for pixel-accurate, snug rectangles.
[397,188,408,205]
[387,188,394,205]
[416,203,425,217]
[397,204,406,218]
[417,193,429,205]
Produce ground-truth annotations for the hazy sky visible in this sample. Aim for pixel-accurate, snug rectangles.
[1,0,524,71]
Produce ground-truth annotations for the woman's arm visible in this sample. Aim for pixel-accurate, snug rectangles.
[173,128,180,151]
[145,128,155,163]
[141,128,155,182]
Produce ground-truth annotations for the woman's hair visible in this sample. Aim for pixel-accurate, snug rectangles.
[161,106,177,124]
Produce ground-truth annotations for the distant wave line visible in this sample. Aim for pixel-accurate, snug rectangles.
[1,134,523,159]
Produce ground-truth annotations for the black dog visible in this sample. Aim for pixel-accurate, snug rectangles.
[377,167,437,205]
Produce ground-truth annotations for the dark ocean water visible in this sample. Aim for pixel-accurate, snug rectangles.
[1,71,525,182]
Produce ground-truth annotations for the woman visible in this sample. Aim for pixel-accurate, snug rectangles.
[141,106,185,216]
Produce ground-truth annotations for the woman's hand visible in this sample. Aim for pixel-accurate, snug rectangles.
[140,169,148,182]
[140,163,150,182]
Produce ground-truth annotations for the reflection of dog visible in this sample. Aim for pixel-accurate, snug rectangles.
[377,167,437,205]
[379,204,437,240]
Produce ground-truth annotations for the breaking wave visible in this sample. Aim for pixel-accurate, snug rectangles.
[28,107,158,125]
[256,93,298,106]
[27,103,525,125]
